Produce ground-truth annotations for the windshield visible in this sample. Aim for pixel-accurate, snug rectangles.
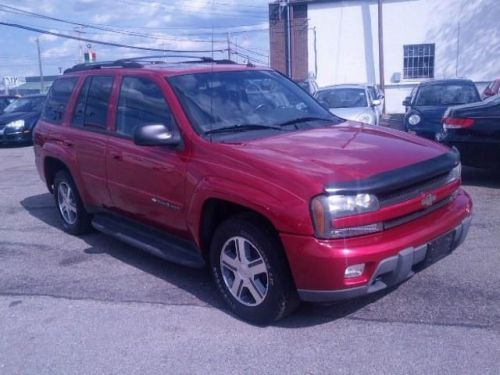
[316,88,368,108]
[167,70,337,138]
[4,97,45,113]
[415,84,480,106]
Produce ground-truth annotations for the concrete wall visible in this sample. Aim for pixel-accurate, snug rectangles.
[307,0,500,113]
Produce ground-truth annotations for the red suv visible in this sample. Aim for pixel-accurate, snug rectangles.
[33,57,472,324]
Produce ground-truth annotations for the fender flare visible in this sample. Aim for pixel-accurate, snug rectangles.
[186,176,311,248]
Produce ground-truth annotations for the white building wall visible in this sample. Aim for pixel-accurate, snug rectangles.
[308,0,500,113]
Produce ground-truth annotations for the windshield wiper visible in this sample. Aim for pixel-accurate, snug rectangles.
[277,116,334,127]
[204,123,283,135]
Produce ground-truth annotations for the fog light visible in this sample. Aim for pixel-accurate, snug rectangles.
[345,264,365,279]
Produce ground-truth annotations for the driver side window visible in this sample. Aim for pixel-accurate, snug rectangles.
[116,76,174,138]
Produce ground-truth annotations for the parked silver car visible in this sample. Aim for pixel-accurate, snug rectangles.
[315,84,382,125]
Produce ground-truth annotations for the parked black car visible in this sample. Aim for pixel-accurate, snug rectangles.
[0,95,19,113]
[403,79,480,139]
[0,95,45,145]
[436,95,500,169]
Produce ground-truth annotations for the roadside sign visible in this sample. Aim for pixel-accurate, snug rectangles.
[2,76,26,88]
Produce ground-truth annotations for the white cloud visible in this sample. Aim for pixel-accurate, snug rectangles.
[42,39,80,59]
[91,14,114,24]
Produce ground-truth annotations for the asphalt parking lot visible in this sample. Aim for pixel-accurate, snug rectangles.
[0,144,499,374]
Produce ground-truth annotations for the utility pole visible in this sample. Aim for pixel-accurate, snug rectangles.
[75,26,84,63]
[226,32,231,60]
[377,0,385,114]
[284,0,292,77]
[234,38,239,64]
[313,26,318,79]
[36,38,45,93]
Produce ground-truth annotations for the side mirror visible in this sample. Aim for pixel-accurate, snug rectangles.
[402,97,411,107]
[134,124,181,147]
[372,99,381,107]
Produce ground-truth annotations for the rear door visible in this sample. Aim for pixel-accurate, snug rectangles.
[65,74,115,208]
[106,74,188,236]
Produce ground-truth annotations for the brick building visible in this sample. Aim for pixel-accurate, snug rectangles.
[269,1,309,81]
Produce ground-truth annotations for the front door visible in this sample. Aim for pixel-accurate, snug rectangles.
[106,75,188,236]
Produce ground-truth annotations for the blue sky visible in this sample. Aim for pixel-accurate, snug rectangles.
[0,0,270,78]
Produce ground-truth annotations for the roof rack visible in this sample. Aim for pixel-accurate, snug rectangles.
[64,55,238,74]
[63,60,142,74]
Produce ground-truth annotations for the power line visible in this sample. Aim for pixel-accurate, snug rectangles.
[231,50,268,66]
[116,22,269,31]
[0,22,226,53]
[0,4,227,43]
[230,42,268,58]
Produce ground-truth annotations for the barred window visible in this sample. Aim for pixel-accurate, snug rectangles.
[403,44,435,79]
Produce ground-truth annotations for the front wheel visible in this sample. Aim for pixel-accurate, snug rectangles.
[54,170,92,235]
[210,214,298,324]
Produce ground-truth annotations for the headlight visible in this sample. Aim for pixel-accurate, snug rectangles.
[356,113,374,125]
[449,163,461,181]
[6,119,25,130]
[408,114,421,126]
[311,193,382,239]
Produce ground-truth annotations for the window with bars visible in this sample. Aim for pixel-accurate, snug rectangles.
[403,44,435,79]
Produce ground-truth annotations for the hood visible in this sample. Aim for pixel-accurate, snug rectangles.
[222,122,450,195]
[329,107,369,122]
[0,111,40,129]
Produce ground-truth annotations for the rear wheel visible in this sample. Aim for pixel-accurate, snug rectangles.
[210,214,298,324]
[54,170,92,235]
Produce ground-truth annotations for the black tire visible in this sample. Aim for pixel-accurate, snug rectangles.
[53,169,92,235]
[210,213,299,324]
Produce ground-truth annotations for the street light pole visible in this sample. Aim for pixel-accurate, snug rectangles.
[378,0,385,114]
[36,37,45,94]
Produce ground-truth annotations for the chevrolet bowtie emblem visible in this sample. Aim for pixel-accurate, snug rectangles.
[421,193,437,208]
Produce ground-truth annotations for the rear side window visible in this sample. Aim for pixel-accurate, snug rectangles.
[116,76,173,137]
[72,76,113,129]
[41,77,78,124]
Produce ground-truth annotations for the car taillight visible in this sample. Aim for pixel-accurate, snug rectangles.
[442,117,475,129]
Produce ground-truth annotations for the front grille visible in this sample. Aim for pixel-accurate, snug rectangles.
[379,169,455,207]
[377,167,459,231]
[383,195,454,230]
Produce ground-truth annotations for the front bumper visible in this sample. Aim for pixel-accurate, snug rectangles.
[0,128,33,144]
[405,122,441,140]
[297,216,471,302]
[281,189,472,302]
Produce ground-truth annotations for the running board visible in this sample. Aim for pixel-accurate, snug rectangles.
[91,214,205,269]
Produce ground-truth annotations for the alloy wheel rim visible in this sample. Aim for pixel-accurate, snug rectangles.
[220,236,269,307]
[57,182,77,225]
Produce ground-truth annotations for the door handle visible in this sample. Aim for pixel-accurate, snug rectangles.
[110,151,122,160]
